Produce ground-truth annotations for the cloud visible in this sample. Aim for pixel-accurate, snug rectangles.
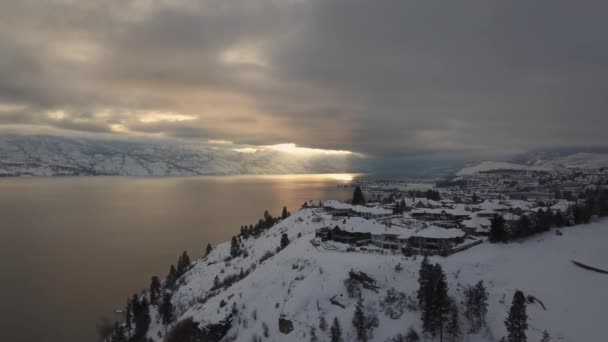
[0,0,607,161]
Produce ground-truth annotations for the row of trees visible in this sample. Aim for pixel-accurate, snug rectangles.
[108,250,192,341]
[239,207,291,239]
[490,189,608,243]
[416,257,536,342]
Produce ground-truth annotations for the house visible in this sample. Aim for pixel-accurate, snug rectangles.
[351,205,393,219]
[460,215,491,235]
[409,227,466,253]
[327,226,371,246]
[370,226,415,251]
[410,206,471,222]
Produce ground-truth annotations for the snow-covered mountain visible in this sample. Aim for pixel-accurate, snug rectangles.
[0,135,359,176]
[139,208,606,342]
[455,161,550,176]
[456,152,608,176]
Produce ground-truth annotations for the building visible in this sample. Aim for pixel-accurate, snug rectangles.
[409,226,466,253]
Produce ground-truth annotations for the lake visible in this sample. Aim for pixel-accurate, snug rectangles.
[0,174,356,342]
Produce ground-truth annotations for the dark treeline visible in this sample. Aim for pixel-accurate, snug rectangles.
[407,189,441,201]
[490,189,608,243]
[238,206,291,239]
[105,250,193,342]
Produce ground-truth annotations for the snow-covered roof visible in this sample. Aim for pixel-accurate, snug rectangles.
[323,200,352,210]
[351,205,392,216]
[334,217,389,234]
[412,226,465,239]
[461,215,491,231]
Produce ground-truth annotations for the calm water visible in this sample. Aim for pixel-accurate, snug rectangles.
[0,175,355,342]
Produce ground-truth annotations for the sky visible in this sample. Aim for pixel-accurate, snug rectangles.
[1,0,607,161]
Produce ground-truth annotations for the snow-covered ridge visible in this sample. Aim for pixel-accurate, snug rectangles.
[457,153,608,176]
[0,135,358,176]
[144,207,607,342]
[456,161,550,176]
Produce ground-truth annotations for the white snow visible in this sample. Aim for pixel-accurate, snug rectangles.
[143,208,608,342]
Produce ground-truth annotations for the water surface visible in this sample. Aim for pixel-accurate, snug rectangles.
[0,174,355,342]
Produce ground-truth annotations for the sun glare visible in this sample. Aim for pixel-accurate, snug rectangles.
[268,143,353,156]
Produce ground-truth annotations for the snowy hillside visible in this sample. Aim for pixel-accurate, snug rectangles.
[145,208,608,342]
[0,135,358,176]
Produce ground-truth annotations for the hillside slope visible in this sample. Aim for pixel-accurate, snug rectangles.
[151,209,608,342]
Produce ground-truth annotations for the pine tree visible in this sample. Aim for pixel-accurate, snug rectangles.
[177,251,191,276]
[446,299,460,342]
[319,316,327,332]
[489,214,508,243]
[280,233,290,250]
[352,186,366,205]
[149,276,162,305]
[205,243,213,256]
[282,206,290,220]
[159,292,174,325]
[166,265,177,289]
[475,281,488,329]
[419,263,450,340]
[352,297,367,341]
[125,298,132,334]
[330,317,343,342]
[309,326,318,342]
[464,280,488,333]
[230,236,241,258]
[505,290,528,342]
[131,294,151,341]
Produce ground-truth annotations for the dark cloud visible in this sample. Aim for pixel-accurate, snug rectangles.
[0,0,607,160]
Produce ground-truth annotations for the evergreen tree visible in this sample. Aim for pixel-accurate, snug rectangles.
[280,233,290,250]
[149,276,161,305]
[131,295,151,341]
[205,243,213,256]
[505,290,528,342]
[177,251,191,276]
[330,317,343,342]
[418,261,451,340]
[352,297,367,341]
[159,292,174,325]
[553,210,566,228]
[112,321,126,342]
[514,215,531,239]
[417,257,432,308]
[489,214,508,243]
[319,316,327,332]
[446,299,460,342]
[166,264,177,289]
[464,280,488,332]
[310,326,318,342]
[125,298,132,334]
[230,236,241,258]
[282,206,290,220]
[352,186,366,206]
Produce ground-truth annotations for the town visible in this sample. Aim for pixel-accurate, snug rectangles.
[311,167,608,257]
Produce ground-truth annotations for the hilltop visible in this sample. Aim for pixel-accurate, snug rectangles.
[116,206,607,342]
